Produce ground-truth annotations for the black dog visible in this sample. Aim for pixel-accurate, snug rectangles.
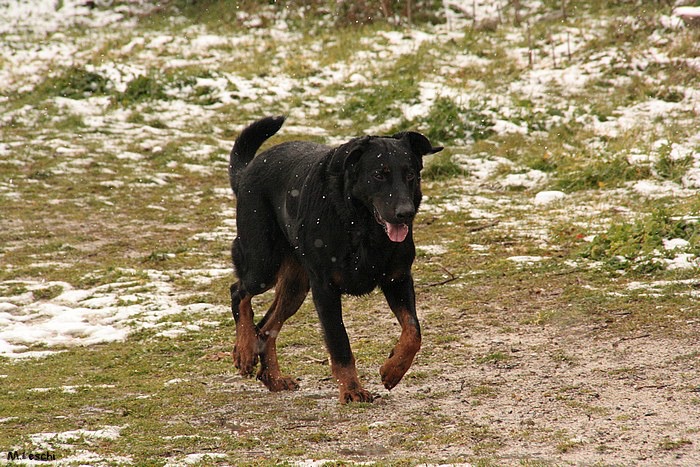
[228,116,442,403]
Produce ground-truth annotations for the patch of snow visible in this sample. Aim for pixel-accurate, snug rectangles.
[182,163,212,174]
[667,142,695,161]
[630,180,687,198]
[660,14,685,30]
[627,278,700,291]
[591,99,694,138]
[534,190,566,205]
[674,6,700,27]
[164,378,187,386]
[28,384,115,394]
[507,256,548,264]
[492,119,528,135]
[454,154,512,181]
[663,238,690,251]
[664,253,699,270]
[0,0,157,92]
[417,244,449,255]
[0,270,228,359]
[500,169,547,189]
[30,425,126,450]
[682,167,700,189]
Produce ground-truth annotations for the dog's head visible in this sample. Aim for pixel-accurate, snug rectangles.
[329,132,443,242]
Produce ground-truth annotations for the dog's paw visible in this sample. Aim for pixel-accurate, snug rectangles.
[339,387,374,404]
[232,343,258,376]
[380,357,411,390]
[258,371,299,392]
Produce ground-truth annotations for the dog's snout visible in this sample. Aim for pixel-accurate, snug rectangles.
[395,203,415,223]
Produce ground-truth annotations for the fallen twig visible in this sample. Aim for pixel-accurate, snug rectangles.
[612,334,651,348]
[466,220,500,233]
[422,264,457,287]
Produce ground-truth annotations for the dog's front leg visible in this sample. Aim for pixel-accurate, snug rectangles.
[380,274,421,390]
[311,282,373,403]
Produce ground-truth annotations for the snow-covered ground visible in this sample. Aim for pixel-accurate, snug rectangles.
[1,0,699,359]
[0,269,228,359]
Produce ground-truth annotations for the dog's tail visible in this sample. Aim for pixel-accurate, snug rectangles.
[229,115,286,195]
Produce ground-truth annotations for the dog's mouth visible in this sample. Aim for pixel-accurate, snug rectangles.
[373,207,409,243]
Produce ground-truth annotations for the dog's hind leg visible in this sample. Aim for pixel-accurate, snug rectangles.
[379,274,421,390]
[230,217,282,377]
[255,257,309,391]
[230,282,259,376]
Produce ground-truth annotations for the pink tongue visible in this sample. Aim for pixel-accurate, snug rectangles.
[385,222,409,242]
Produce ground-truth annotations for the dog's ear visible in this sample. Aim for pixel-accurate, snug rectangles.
[328,136,371,175]
[393,131,443,156]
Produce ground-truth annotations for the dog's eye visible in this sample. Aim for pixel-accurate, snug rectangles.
[406,171,416,181]
[373,172,386,181]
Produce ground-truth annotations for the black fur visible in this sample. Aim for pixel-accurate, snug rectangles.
[228,116,442,402]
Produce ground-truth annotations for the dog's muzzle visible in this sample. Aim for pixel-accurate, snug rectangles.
[373,207,410,242]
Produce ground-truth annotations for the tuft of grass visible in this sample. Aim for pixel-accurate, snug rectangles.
[423,97,495,145]
[38,66,112,100]
[422,149,468,181]
[659,437,692,452]
[555,154,652,192]
[338,44,431,130]
[32,285,65,301]
[654,144,693,183]
[582,207,700,273]
[476,351,511,365]
[113,75,166,106]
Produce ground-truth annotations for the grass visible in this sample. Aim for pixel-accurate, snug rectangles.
[113,74,167,106]
[32,66,112,100]
[424,97,495,145]
[422,149,469,181]
[338,45,428,130]
[582,207,700,273]
[2,0,700,465]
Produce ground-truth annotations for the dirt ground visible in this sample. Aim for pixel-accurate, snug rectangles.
[209,289,700,465]
[407,321,700,464]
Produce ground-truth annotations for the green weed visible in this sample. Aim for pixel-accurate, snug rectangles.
[654,144,693,183]
[555,155,652,191]
[582,207,700,273]
[424,97,495,145]
[422,149,468,181]
[338,47,431,130]
[659,437,692,451]
[32,285,65,301]
[38,66,111,100]
[113,75,166,106]
[476,351,511,365]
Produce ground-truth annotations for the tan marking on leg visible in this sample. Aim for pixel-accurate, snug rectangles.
[255,257,308,392]
[331,357,373,404]
[380,308,421,390]
[256,332,299,391]
[232,294,258,376]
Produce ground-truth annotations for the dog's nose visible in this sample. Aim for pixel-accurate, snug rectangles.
[395,203,415,223]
